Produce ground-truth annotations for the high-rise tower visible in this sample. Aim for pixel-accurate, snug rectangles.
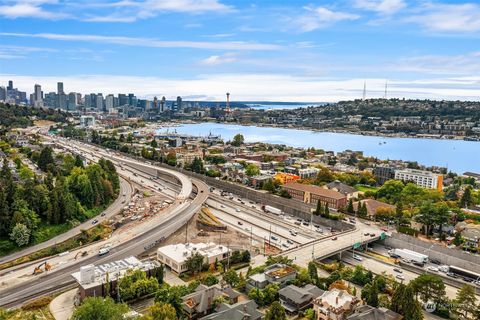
[226,92,230,109]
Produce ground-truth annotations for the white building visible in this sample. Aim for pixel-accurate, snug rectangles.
[157,242,230,274]
[80,115,96,127]
[105,94,114,111]
[394,168,442,190]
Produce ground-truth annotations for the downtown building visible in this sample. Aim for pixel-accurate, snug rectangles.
[394,168,443,190]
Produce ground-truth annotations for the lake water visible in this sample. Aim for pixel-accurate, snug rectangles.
[157,123,480,174]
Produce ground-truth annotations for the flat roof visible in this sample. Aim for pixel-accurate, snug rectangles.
[284,182,346,200]
[157,242,229,264]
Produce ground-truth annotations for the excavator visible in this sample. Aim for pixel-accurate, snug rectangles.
[74,251,88,260]
[33,261,52,275]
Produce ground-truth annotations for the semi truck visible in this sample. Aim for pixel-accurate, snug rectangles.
[388,248,428,264]
[262,205,282,215]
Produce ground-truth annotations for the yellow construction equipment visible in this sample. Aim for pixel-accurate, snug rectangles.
[33,261,52,275]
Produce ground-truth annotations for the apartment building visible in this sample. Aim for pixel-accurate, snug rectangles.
[284,182,347,210]
[394,169,443,190]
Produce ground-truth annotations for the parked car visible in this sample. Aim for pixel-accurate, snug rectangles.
[393,268,403,273]
[237,221,243,225]
[287,239,294,245]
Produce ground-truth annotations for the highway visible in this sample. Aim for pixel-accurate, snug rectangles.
[0,137,209,309]
[283,221,382,268]
[0,177,133,265]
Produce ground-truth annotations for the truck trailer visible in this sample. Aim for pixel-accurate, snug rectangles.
[389,248,428,264]
[263,205,282,215]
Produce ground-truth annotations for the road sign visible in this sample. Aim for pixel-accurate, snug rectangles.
[353,242,361,249]
[380,232,386,240]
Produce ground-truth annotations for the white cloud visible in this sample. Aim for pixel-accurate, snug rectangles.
[354,0,406,15]
[200,53,238,65]
[407,2,480,33]
[295,6,360,32]
[2,73,478,102]
[0,32,281,51]
[0,1,66,19]
[82,0,233,22]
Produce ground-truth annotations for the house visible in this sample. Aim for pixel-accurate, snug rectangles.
[353,199,396,218]
[275,172,300,185]
[200,300,263,320]
[347,305,403,320]
[284,182,347,210]
[324,181,359,199]
[279,284,325,314]
[182,284,241,319]
[313,289,359,320]
[455,222,480,249]
[246,263,297,290]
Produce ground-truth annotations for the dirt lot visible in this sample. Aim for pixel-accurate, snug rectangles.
[142,208,281,258]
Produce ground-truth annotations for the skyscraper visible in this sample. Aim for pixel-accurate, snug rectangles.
[33,84,43,107]
[105,94,114,111]
[96,93,104,111]
[57,82,64,95]
[0,87,6,102]
[160,96,166,112]
[7,81,13,91]
[68,92,77,110]
[176,96,182,112]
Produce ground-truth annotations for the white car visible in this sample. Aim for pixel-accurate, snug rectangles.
[427,266,439,272]
[353,254,363,261]
[396,274,405,280]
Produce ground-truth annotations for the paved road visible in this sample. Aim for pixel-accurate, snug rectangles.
[283,221,382,268]
[0,140,208,309]
[0,177,133,265]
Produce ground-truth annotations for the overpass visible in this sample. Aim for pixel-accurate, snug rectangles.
[282,222,385,267]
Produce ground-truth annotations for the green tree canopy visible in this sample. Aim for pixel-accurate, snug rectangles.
[71,297,129,320]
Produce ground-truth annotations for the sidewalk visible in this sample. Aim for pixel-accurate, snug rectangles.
[49,289,77,320]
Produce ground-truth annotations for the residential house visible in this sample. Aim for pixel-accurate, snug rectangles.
[279,284,325,314]
[353,199,396,219]
[246,263,297,291]
[200,300,263,320]
[182,284,241,319]
[313,289,359,320]
[347,305,403,320]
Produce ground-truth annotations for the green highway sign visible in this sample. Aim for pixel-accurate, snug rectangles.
[353,242,361,249]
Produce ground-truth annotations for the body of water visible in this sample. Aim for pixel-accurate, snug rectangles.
[245,103,320,110]
[157,123,480,174]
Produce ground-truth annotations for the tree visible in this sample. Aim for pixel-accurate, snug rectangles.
[223,269,240,287]
[185,252,204,275]
[245,164,260,177]
[323,203,330,218]
[150,138,158,148]
[9,223,30,246]
[141,302,178,320]
[415,202,450,236]
[308,261,319,285]
[231,133,244,147]
[362,282,379,307]
[410,274,446,305]
[459,186,473,208]
[201,274,219,286]
[390,283,423,320]
[71,297,129,320]
[452,232,463,246]
[190,157,204,174]
[453,285,477,320]
[347,198,354,214]
[315,166,334,184]
[314,200,323,216]
[264,301,286,320]
[37,146,54,172]
[376,180,404,204]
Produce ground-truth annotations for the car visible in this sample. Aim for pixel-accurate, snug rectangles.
[200,190,204,193]
[237,221,243,225]
[271,235,278,241]
[287,239,294,245]
[364,232,370,236]
[302,221,309,226]
[396,274,405,280]
[92,219,98,224]
[315,228,323,233]
[446,272,457,278]
[289,230,298,236]
[393,268,403,273]
[251,205,256,208]
[370,233,376,237]
[430,259,441,265]
[101,212,106,217]
[427,266,439,272]
[294,221,301,225]
[353,254,363,261]
[282,243,290,248]
[221,205,225,208]
[331,237,338,241]
[236,208,241,212]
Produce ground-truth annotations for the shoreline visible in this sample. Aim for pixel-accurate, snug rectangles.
[155,120,480,143]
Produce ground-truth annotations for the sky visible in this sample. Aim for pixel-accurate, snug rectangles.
[0,0,480,102]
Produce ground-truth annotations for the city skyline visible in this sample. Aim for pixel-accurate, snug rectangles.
[1,0,480,101]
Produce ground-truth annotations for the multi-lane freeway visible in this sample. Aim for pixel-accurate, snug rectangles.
[0,137,208,308]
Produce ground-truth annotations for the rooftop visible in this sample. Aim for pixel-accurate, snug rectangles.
[284,182,346,200]
[157,242,229,264]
